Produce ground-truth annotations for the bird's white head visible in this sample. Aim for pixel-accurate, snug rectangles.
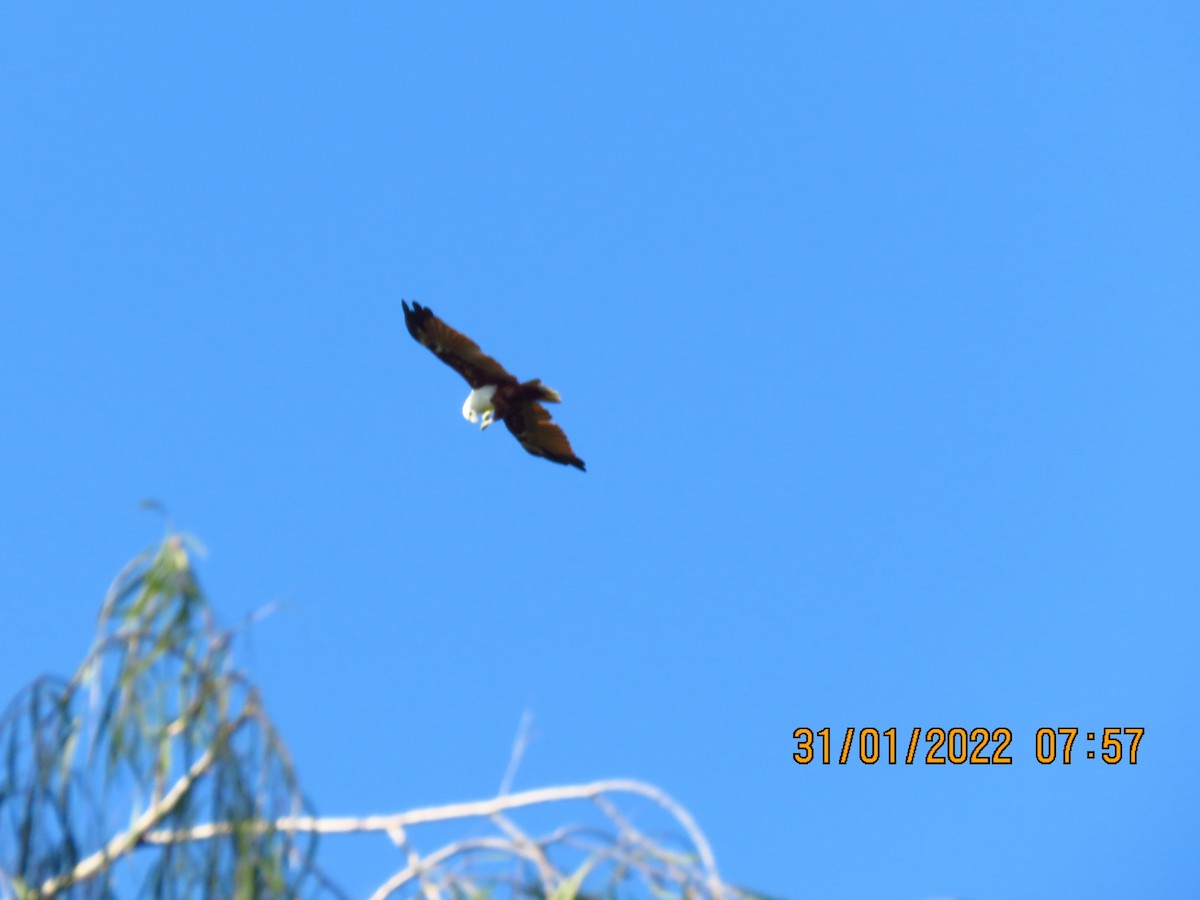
[463,384,499,430]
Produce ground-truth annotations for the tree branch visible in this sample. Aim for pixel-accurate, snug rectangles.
[142,778,728,896]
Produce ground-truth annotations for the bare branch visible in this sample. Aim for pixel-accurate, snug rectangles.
[143,778,729,896]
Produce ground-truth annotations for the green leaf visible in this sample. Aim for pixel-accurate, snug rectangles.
[551,855,600,900]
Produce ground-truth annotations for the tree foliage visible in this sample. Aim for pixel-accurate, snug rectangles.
[0,535,746,899]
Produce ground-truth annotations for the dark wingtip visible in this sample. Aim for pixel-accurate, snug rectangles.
[401,299,432,338]
[541,451,586,471]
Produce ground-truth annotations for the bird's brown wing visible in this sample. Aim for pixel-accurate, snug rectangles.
[503,401,586,471]
[402,301,516,388]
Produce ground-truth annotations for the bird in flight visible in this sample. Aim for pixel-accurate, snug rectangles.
[402,301,586,471]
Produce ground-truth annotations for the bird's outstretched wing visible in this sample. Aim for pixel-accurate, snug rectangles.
[503,401,586,471]
[402,301,516,388]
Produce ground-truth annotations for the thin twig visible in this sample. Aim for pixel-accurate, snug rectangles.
[370,836,546,900]
[498,708,534,797]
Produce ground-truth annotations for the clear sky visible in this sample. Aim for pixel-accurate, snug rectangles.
[1,4,1196,898]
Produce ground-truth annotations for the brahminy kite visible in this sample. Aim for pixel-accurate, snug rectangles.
[402,301,586,471]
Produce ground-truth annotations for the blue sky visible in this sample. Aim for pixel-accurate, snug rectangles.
[1,3,1197,897]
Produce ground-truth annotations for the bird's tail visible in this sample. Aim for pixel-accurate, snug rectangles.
[522,379,562,403]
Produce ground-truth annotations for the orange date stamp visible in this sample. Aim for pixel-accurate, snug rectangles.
[792,726,1143,765]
